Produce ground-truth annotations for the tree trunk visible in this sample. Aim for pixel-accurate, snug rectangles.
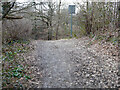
[48,21,52,40]
[2,2,15,19]
[56,0,61,40]
[85,1,91,35]
[118,2,120,29]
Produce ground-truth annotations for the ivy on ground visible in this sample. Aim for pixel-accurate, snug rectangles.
[2,40,31,88]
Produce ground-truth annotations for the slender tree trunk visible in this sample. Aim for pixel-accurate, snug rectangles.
[56,0,61,40]
[118,2,120,60]
[85,1,91,35]
[48,2,54,40]
[118,2,120,28]
[48,20,52,40]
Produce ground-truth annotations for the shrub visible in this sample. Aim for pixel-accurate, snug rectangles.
[2,18,32,43]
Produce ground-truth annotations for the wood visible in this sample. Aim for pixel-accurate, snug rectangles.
[4,16,23,19]
[2,2,15,19]
[56,0,61,40]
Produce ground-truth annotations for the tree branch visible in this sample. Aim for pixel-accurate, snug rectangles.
[2,2,15,19]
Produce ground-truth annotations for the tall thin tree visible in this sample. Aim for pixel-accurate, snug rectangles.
[56,0,61,40]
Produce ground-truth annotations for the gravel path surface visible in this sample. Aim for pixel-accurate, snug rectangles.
[35,38,118,88]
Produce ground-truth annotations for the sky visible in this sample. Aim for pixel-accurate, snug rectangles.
[16,0,81,13]
[16,0,82,4]
[16,0,120,3]
[16,0,119,13]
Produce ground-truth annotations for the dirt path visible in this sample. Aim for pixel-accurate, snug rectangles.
[34,38,118,88]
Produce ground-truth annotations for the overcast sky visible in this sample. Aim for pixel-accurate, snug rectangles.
[16,0,119,2]
[16,0,83,4]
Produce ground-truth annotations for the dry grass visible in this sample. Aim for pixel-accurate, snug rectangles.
[2,18,32,43]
